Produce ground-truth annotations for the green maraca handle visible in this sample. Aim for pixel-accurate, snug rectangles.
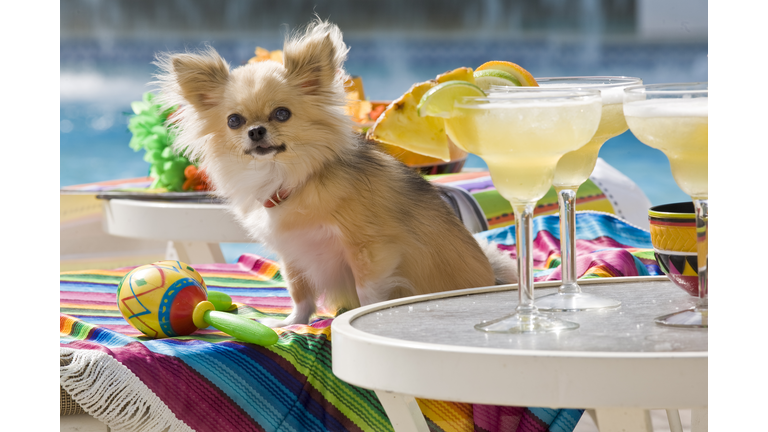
[207,290,233,311]
[204,310,279,346]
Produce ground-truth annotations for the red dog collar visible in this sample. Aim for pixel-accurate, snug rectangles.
[264,189,291,208]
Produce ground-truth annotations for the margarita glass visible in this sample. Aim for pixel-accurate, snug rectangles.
[494,77,642,311]
[446,89,602,333]
[624,82,708,328]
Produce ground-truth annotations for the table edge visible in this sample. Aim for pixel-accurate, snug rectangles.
[103,198,230,210]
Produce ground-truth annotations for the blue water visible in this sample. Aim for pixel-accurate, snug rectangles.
[61,38,705,206]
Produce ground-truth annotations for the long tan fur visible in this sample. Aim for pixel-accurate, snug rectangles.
[156,19,516,326]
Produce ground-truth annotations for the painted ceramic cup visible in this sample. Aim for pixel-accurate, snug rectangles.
[649,202,698,296]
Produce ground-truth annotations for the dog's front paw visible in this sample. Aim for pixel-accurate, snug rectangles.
[259,299,315,327]
[258,315,307,328]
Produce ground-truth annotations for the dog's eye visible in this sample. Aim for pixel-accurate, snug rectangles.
[227,114,244,129]
[272,107,291,122]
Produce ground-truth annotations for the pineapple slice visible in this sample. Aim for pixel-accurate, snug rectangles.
[366,67,475,161]
[366,80,449,161]
[436,67,475,85]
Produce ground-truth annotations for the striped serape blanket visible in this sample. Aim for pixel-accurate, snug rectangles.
[430,172,615,231]
[60,212,659,432]
[476,211,659,282]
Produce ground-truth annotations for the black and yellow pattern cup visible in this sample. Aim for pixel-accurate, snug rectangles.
[649,202,698,296]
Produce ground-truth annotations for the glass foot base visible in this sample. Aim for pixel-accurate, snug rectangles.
[535,292,621,311]
[475,310,579,334]
[654,308,708,328]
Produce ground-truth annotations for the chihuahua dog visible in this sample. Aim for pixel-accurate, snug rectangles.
[156,20,517,327]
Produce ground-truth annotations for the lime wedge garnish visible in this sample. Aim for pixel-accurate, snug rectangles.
[473,69,522,90]
[417,81,486,118]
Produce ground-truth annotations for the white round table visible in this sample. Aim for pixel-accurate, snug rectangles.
[332,276,707,432]
[97,183,488,265]
[100,197,251,264]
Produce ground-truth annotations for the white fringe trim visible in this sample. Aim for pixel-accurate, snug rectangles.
[60,347,195,432]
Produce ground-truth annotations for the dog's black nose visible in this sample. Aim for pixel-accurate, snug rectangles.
[248,126,267,142]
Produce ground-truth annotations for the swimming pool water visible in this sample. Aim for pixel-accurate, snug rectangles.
[61,37,705,206]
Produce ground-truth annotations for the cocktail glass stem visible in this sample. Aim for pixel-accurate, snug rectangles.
[556,187,580,294]
[535,186,621,311]
[514,202,537,321]
[654,197,708,328]
[694,198,708,311]
[654,198,709,328]
[475,201,580,333]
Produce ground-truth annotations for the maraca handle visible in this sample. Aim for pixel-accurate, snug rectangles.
[207,290,233,311]
[204,310,279,346]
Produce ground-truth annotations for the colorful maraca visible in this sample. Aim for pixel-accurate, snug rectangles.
[117,260,278,345]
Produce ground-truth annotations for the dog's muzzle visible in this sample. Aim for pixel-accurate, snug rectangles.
[244,126,287,156]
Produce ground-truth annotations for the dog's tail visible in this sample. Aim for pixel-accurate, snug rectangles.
[476,238,519,285]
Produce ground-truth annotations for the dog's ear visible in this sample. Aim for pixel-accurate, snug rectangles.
[168,48,229,109]
[283,20,348,95]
